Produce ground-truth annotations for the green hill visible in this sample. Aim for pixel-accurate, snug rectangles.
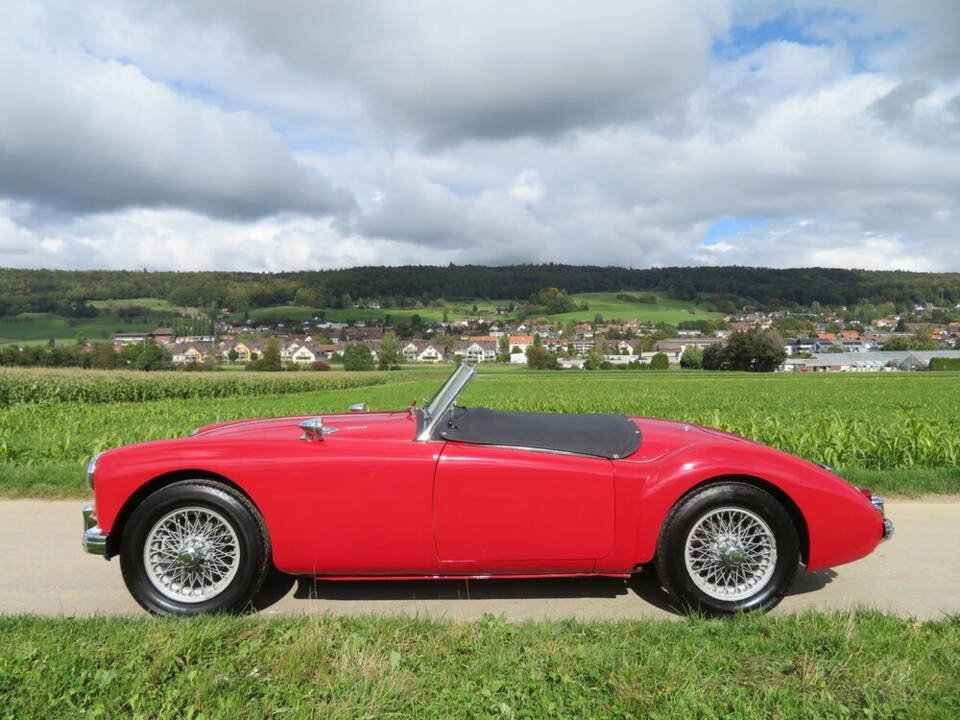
[0,312,165,345]
[237,299,508,326]
[543,292,722,324]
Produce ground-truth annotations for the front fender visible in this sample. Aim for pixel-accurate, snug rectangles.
[629,442,883,572]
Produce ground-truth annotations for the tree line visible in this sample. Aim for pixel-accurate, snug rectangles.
[3,265,960,316]
[0,340,172,370]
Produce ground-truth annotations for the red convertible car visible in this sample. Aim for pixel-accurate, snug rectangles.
[83,363,892,616]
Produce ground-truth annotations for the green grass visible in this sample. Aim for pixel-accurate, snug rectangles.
[88,297,182,312]
[0,311,167,345]
[1,611,957,719]
[3,368,960,498]
[238,298,509,325]
[833,467,960,496]
[0,298,205,345]
[544,292,724,324]
[0,463,83,498]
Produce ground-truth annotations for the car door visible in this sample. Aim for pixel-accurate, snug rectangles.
[293,437,442,575]
[433,442,616,573]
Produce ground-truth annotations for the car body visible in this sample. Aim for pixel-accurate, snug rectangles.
[83,363,892,616]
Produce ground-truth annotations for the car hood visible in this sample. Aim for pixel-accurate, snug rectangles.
[191,410,418,442]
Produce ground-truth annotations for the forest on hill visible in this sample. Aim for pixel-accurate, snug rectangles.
[2,265,959,316]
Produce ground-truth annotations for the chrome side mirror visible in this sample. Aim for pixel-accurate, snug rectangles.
[349,402,368,413]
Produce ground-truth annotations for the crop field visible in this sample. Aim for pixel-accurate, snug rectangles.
[463,371,960,472]
[0,367,395,405]
[2,367,960,497]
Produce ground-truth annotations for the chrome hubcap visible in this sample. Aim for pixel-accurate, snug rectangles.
[684,506,777,601]
[143,507,240,603]
[723,547,746,566]
[178,548,200,567]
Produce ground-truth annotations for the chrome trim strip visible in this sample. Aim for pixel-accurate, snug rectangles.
[434,441,649,462]
[86,452,102,491]
[469,443,599,459]
[82,504,108,556]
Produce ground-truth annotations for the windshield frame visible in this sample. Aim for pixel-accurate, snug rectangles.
[416,362,476,441]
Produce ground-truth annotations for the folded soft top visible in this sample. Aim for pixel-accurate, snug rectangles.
[436,406,641,459]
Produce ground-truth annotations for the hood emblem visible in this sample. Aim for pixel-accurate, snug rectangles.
[299,417,340,441]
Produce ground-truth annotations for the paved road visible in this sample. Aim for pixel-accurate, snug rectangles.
[1,499,957,620]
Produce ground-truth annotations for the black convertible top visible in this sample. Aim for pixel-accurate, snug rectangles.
[436,406,641,459]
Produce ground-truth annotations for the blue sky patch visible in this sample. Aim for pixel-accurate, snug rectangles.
[704,218,771,244]
[714,8,899,75]
[713,10,827,60]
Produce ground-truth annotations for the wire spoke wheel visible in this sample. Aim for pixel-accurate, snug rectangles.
[143,506,241,603]
[683,506,777,602]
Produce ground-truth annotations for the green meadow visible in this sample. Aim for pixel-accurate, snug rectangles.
[548,292,724,324]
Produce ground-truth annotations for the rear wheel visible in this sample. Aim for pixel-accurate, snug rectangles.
[656,482,799,616]
[120,480,270,616]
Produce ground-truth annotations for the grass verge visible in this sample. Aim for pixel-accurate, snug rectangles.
[0,462,86,498]
[837,467,960,497]
[1,611,957,719]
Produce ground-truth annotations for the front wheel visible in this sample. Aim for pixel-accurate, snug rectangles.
[655,482,799,616]
[120,480,271,616]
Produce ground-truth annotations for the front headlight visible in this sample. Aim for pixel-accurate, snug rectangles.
[86,452,103,491]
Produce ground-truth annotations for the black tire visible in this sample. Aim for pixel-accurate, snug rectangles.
[655,482,799,617]
[119,480,271,616]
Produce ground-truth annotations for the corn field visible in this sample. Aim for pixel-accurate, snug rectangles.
[1,368,959,473]
[0,368,393,405]
[462,372,960,470]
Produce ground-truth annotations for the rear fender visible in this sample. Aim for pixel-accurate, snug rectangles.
[630,443,882,571]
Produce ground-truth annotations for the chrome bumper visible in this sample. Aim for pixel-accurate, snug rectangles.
[871,495,894,541]
[82,504,108,555]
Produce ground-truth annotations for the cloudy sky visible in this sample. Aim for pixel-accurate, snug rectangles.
[1,0,959,272]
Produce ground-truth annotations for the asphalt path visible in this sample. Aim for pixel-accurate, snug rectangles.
[1,498,957,620]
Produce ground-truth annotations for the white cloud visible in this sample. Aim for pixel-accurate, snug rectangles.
[509,171,545,205]
[0,3,351,219]
[0,0,958,272]
[0,203,458,271]
[112,0,726,145]
[695,217,942,271]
